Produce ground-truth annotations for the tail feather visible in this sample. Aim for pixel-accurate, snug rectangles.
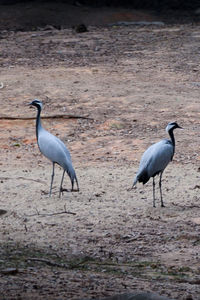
[68,169,79,191]
[63,162,77,189]
[133,169,150,188]
[137,169,150,184]
[132,176,138,188]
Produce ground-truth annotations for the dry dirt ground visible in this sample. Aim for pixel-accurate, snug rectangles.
[0,3,200,300]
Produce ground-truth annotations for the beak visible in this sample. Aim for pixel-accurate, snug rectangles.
[28,102,34,109]
[178,125,183,129]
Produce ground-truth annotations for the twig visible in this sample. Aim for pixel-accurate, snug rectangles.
[0,114,93,120]
[26,258,69,268]
[109,21,165,26]
[26,205,76,217]
[35,208,40,215]
[27,256,92,270]
[70,257,91,269]
[0,176,46,184]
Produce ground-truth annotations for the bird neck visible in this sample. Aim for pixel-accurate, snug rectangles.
[36,105,42,141]
[168,128,175,152]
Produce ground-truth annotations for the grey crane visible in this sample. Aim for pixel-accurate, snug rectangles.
[132,122,182,207]
[29,99,79,197]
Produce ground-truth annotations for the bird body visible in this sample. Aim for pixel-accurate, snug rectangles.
[132,122,181,207]
[134,139,174,185]
[37,128,77,182]
[30,99,79,196]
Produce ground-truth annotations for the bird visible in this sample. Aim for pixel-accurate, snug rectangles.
[29,99,79,197]
[132,122,182,207]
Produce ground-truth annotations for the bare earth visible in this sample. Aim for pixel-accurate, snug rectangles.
[0,4,200,300]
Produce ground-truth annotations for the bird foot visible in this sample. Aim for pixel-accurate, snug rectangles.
[41,190,50,196]
[127,186,136,191]
[60,188,79,193]
[71,188,79,192]
[60,188,71,193]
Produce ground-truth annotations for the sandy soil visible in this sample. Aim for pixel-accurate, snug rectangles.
[0,3,200,300]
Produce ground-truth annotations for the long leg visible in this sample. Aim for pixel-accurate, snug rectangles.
[49,162,55,197]
[59,170,65,198]
[75,176,79,191]
[159,172,165,207]
[153,177,156,208]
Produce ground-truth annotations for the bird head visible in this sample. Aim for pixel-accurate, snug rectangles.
[29,99,43,110]
[166,122,182,133]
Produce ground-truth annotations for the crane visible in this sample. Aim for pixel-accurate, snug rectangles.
[132,122,182,207]
[29,99,79,197]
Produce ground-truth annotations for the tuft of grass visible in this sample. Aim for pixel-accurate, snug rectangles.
[110,122,125,130]
[12,143,21,147]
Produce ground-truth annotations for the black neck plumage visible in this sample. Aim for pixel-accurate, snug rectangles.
[168,128,175,157]
[36,105,42,141]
